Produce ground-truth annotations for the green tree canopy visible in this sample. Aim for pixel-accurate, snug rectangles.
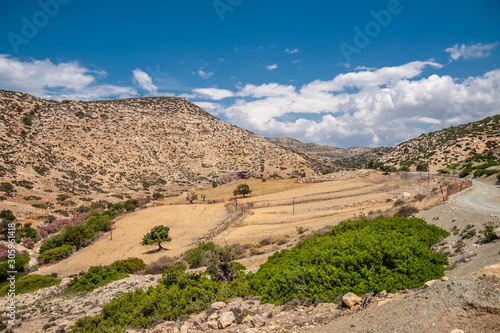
[142,225,172,250]
[233,183,252,198]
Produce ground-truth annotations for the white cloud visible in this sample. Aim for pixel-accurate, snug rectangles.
[445,42,499,61]
[194,61,500,147]
[285,48,300,54]
[192,88,234,100]
[132,69,158,95]
[198,70,214,79]
[266,64,278,71]
[418,117,441,124]
[193,101,222,115]
[0,55,138,100]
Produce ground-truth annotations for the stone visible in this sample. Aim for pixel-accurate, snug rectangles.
[424,280,437,288]
[207,321,219,329]
[252,314,266,327]
[218,311,236,329]
[208,312,219,320]
[242,315,253,324]
[441,276,450,281]
[342,292,363,308]
[378,290,387,297]
[211,301,226,310]
[450,330,464,333]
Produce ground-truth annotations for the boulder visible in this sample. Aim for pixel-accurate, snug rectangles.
[211,301,226,310]
[217,311,236,329]
[342,292,362,308]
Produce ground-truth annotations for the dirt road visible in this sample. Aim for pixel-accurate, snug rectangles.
[454,179,500,213]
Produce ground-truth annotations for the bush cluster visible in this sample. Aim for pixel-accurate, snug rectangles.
[70,216,449,332]
[39,212,113,263]
[248,216,448,305]
[67,266,129,293]
[41,244,73,263]
[70,264,249,332]
[109,258,145,274]
[0,274,61,296]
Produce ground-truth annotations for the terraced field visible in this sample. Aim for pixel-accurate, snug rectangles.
[37,171,447,276]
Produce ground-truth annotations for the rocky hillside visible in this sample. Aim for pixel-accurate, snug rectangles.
[378,115,500,171]
[0,90,313,212]
[267,137,392,169]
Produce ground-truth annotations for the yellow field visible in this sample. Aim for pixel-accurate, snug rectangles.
[38,172,431,276]
[160,178,310,204]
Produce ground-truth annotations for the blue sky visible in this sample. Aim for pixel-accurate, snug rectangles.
[1,0,499,148]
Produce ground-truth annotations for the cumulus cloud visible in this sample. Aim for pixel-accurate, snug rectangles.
[198,70,214,79]
[132,69,158,95]
[193,101,222,115]
[266,64,278,71]
[192,88,234,100]
[445,42,499,61]
[194,61,500,147]
[0,55,138,100]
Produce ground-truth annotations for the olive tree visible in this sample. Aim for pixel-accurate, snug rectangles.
[141,225,172,251]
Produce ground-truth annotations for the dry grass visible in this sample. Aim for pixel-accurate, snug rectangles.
[160,178,309,205]
[37,172,439,276]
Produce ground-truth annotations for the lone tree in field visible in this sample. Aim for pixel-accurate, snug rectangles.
[186,192,198,204]
[141,225,172,251]
[233,183,252,198]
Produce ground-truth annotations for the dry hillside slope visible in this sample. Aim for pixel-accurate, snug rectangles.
[379,115,500,171]
[0,90,313,216]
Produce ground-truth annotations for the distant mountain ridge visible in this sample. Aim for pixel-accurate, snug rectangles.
[267,137,392,169]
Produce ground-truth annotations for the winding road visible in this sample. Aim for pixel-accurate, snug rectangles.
[451,179,500,214]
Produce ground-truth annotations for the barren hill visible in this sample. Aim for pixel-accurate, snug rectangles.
[268,137,392,169]
[378,115,500,171]
[0,90,313,213]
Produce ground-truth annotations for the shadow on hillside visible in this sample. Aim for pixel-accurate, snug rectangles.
[144,248,169,254]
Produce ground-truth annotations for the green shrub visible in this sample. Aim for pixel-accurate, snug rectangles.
[70,265,248,331]
[248,216,449,305]
[67,266,129,293]
[124,199,139,212]
[63,224,94,249]
[69,216,450,332]
[41,244,73,263]
[0,254,29,282]
[185,242,217,268]
[86,215,112,233]
[39,234,65,254]
[459,167,473,178]
[0,274,60,296]
[109,258,145,274]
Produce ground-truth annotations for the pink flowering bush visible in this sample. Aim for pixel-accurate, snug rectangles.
[0,242,27,261]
